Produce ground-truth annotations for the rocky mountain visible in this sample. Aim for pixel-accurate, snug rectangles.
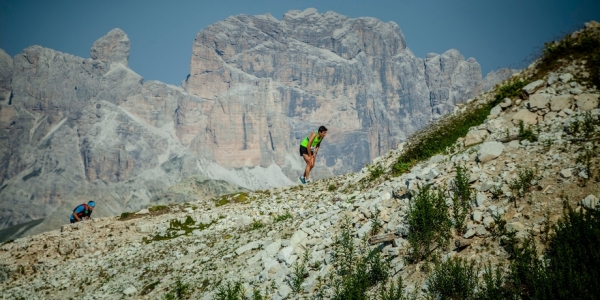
[0,9,506,239]
[482,68,520,91]
[185,8,486,179]
[0,27,598,297]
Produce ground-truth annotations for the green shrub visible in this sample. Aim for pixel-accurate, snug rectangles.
[538,29,600,87]
[249,220,264,231]
[119,212,133,220]
[328,184,337,191]
[329,218,391,300]
[378,276,407,300]
[214,281,245,300]
[370,207,383,236]
[163,278,191,300]
[369,164,384,181]
[407,185,452,262]
[290,248,310,294]
[517,121,538,142]
[494,77,529,102]
[427,257,479,300]
[508,166,536,207]
[450,165,472,234]
[273,212,292,222]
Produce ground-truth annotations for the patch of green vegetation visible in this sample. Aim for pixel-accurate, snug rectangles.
[141,281,160,296]
[149,205,169,212]
[214,281,245,300]
[407,185,452,262]
[538,29,600,87]
[146,216,215,243]
[290,248,310,294]
[249,220,264,231]
[517,120,538,142]
[508,166,537,207]
[163,278,191,300]
[368,164,384,181]
[328,184,338,191]
[392,78,528,176]
[119,212,134,220]
[450,165,472,235]
[273,212,292,223]
[22,168,41,181]
[326,217,392,300]
[215,192,249,207]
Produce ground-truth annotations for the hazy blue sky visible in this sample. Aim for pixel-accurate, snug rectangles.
[1,0,599,85]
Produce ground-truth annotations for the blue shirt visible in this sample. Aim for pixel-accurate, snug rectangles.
[70,204,92,221]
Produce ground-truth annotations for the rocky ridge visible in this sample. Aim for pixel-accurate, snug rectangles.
[1,33,599,299]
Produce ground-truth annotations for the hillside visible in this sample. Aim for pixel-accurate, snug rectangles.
[0,21,599,300]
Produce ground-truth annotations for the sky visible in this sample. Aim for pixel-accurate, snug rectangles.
[1,0,599,86]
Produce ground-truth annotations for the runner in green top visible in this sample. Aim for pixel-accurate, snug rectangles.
[298,126,327,184]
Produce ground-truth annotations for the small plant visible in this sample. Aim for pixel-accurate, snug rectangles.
[450,165,472,235]
[328,184,337,191]
[378,275,406,300]
[290,248,310,294]
[214,281,245,300]
[427,257,479,300]
[369,164,384,181]
[163,278,191,300]
[119,212,133,220]
[249,220,264,231]
[407,185,452,262]
[517,120,538,142]
[370,207,383,236]
[149,205,168,212]
[490,184,504,200]
[273,212,292,223]
[576,146,597,183]
[508,166,536,207]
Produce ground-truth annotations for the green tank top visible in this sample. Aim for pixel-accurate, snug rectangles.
[301,131,322,147]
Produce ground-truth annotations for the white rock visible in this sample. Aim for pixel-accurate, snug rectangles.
[472,211,483,222]
[357,222,373,238]
[265,240,282,256]
[136,209,150,215]
[490,105,502,116]
[464,130,489,146]
[483,217,495,228]
[290,230,308,248]
[476,193,487,206]
[559,73,573,82]
[478,142,504,163]
[582,195,599,210]
[506,222,525,233]
[522,80,545,95]
[529,94,550,110]
[512,109,538,125]
[550,94,572,111]
[235,241,260,256]
[123,286,137,295]
[560,169,572,178]
[464,228,476,239]
[576,94,599,111]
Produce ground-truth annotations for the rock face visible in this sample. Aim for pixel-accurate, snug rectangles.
[0,30,251,236]
[0,9,507,237]
[482,68,519,91]
[185,8,488,177]
[0,49,11,103]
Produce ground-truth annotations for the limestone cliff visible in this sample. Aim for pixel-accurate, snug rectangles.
[185,9,485,179]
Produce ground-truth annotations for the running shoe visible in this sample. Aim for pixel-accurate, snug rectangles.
[298,177,306,184]
[306,179,312,183]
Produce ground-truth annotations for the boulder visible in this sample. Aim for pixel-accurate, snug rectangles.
[464,130,489,146]
[512,109,538,125]
[582,195,599,210]
[559,73,573,82]
[477,142,504,163]
[550,94,572,111]
[522,80,545,96]
[576,94,599,111]
[528,94,550,110]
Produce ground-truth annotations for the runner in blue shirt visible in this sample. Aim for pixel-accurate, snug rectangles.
[70,201,96,223]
